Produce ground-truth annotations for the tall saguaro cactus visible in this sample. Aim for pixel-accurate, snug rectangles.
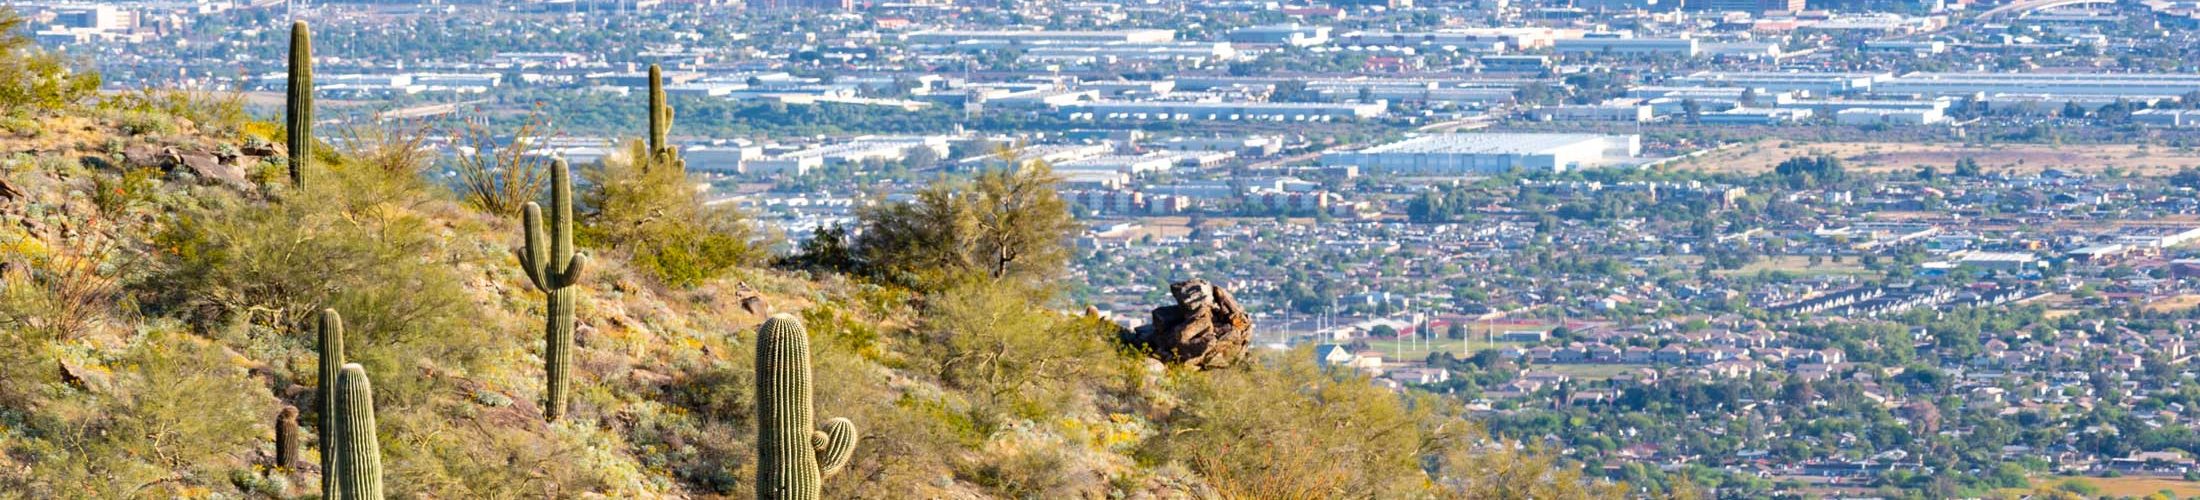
[314,309,344,497]
[516,159,588,421]
[645,64,683,171]
[286,21,313,186]
[754,315,859,500]
[333,364,383,500]
[648,64,669,156]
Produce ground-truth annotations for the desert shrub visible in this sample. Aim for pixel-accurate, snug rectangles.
[0,226,121,343]
[1432,427,1627,498]
[0,8,101,116]
[578,140,762,288]
[0,326,273,497]
[337,118,434,178]
[1146,349,1430,498]
[914,280,1124,420]
[446,110,552,215]
[116,110,180,136]
[1144,349,1625,498]
[852,159,1076,293]
[966,443,1076,496]
[101,87,250,139]
[134,154,480,403]
[90,166,161,215]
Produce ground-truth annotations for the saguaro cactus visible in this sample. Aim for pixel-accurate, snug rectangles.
[645,64,683,171]
[516,159,588,421]
[275,405,299,471]
[286,21,313,186]
[314,309,344,497]
[648,64,669,156]
[754,315,859,500]
[333,364,382,500]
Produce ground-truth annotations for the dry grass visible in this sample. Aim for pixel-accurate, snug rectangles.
[1680,140,2200,175]
[2144,294,2200,313]
[2013,476,2200,498]
[1,220,123,340]
[1714,255,1874,277]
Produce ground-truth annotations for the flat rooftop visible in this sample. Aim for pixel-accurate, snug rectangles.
[1354,133,1612,155]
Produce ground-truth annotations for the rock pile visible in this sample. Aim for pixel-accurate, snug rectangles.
[1122,279,1253,370]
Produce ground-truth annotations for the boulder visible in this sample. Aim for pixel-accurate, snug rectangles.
[734,281,768,316]
[1123,279,1253,370]
[164,147,249,188]
[121,143,164,169]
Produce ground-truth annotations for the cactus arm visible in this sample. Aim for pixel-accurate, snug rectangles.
[814,418,858,478]
[555,252,589,289]
[519,202,549,291]
[548,159,574,270]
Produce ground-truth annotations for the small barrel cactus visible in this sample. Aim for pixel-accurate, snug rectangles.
[275,405,299,471]
[516,159,588,421]
[754,314,858,500]
[334,363,382,500]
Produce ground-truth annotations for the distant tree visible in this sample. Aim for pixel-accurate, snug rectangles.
[0,8,102,116]
[1954,157,1981,177]
[1771,155,1846,189]
[2061,101,2088,119]
[854,148,1076,290]
[2171,168,2200,189]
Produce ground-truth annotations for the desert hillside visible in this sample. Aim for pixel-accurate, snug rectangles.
[0,50,1616,500]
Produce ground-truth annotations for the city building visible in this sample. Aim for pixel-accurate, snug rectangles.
[1670,71,1892,96]
[2135,109,2200,128]
[1226,24,1333,47]
[1876,73,2200,99]
[1835,108,1950,125]
[1324,133,1641,175]
[1553,37,1700,57]
[1062,100,1387,121]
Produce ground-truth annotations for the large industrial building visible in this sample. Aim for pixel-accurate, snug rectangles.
[1323,133,1641,175]
[1553,37,1700,57]
[1062,100,1387,121]
[1875,73,2200,98]
[1669,71,1891,96]
[1226,25,1333,47]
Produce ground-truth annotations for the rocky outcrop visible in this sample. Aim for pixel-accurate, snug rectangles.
[1122,279,1253,370]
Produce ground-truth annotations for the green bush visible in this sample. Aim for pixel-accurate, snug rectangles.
[851,160,1076,293]
[0,326,273,496]
[1143,348,1626,498]
[0,8,102,116]
[914,280,1126,420]
[140,162,467,350]
[578,141,762,288]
